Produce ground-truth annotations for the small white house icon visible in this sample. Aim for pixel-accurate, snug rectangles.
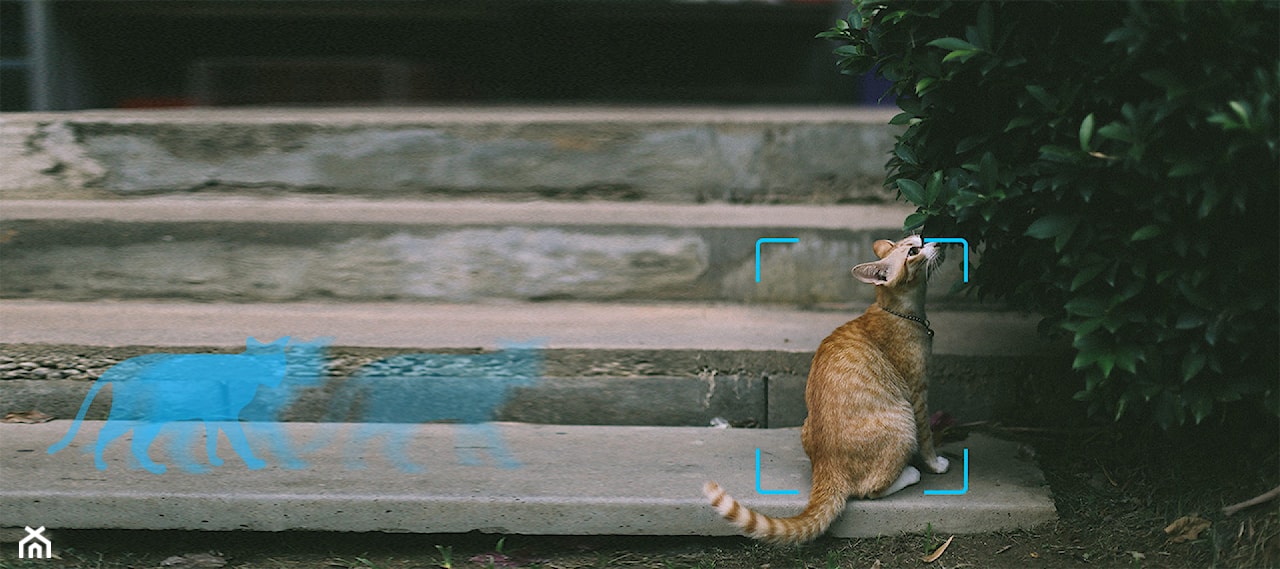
[18,526,52,559]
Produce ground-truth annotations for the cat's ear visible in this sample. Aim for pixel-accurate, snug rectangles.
[853,260,897,285]
[872,239,896,259]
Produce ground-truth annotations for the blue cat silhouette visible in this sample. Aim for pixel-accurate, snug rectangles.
[323,341,543,472]
[167,338,331,471]
[47,337,305,474]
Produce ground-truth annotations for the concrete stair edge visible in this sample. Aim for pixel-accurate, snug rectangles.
[0,421,1056,537]
[0,300,1052,356]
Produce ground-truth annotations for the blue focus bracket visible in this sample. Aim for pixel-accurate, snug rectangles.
[922,237,970,283]
[755,448,800,495]
[922,448,969,496]
[754,238,800,283]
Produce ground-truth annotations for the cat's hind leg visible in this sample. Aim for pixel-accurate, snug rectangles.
[166,422,211,474]
[455,423,520,469]
[92,419,134,471]
[130,421,168,474]
[219,421,267,470]
[345,423,382,470]
[249,422,309,470]
[385,424,425,473]
[204,422,223,466]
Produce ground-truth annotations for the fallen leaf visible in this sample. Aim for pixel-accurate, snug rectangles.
[1030,552,1040,558]
[921,535,954,563]
[2,410,54,423]
[869,560,882,569]
[1164,514,1211,543]
[1127,551,1146,561]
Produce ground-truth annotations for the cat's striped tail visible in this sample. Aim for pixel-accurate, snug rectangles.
[702,480,846,544]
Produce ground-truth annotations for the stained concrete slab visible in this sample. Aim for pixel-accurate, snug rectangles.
[0,301,1069,429]
[0,107,901,202]
[0,300,1055,356]
[0,198,962,305]
[0,421,1055,537]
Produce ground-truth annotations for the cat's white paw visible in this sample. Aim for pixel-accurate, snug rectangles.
[925,455,950,474]
[875,465,921,498]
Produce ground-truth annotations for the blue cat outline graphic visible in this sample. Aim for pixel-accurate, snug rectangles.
[166,337,331,471]
[321,340,544,472]
[46,337,321,474]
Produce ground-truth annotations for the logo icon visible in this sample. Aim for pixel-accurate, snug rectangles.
[18,526,52,559]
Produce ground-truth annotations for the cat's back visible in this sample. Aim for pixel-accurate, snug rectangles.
[809,309,926,388]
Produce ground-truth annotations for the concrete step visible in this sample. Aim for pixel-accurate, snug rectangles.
[0,300,1066,430]
[0,197,978,306]
[1,107,900,203]
[0,421,1055,537]
[0,300,1049,355]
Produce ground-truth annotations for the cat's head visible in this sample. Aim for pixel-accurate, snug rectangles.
[851,235,942,287]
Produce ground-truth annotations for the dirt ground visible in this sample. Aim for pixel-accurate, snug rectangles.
[3,415,1276,569]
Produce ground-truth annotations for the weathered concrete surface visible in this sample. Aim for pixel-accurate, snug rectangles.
[0,300,1055,355]
[0,421,1055,536]
[0,301,1071,427]
[0,198,974,305]
[0,107,901,202]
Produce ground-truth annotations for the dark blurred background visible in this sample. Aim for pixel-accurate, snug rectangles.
[0,0,895,111]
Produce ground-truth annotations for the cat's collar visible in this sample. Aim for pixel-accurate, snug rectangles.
[879,305,935,338]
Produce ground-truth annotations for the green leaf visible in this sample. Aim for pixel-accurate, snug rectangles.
[1038,145,1081,163]
[924,171,943,207]
[927,37,981,52]
[847,9,862,30]
[1096,121,1134,143]
[1065,296,1107,318]
[1078,113,1096,151]
[974,2,994,50]
[915,77,938,96]
[897,179,926,204]
[1025,214,1078,239]
[1168,161,1207,177]
[1175,311,1206,329]
[1103,27,1135,44]
[1114,394,1129,420]
[903,211,929,231]
[833,45,862,58]
[1182,352,1207,382]
[1004,115,1037,132]
[1229,100,1252,128]
[889,112,916,126]
[1115,346,1140,374]
[1190,397,1213,424]
[942,49,981,64]
[1072,350,1098,370]
[1026,85,1057,109]
[1130,224,1163,241]
[895,144,920,166]
[1071,264,1108,291]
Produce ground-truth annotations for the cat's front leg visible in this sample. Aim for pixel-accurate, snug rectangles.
[915,425,949,474]
[911,387,949,474]
[921,453,950,474]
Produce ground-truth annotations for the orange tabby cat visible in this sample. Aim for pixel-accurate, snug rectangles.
[703,235,950,544]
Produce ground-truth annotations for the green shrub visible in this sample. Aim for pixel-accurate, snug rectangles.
[821,1,1278,427]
